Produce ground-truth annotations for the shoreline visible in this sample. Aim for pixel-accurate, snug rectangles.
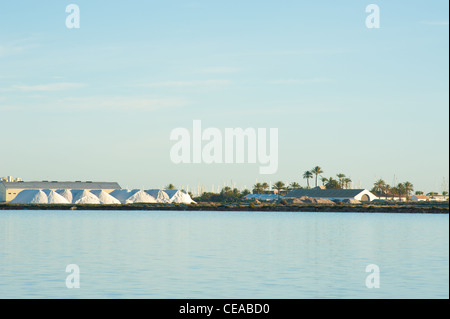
[0,202,448,214]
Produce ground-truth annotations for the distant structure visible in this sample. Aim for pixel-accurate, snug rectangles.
[244,194,280,202]
[0,180,121,203]
[409,194,430,202]
[285,187,378,202]
[0,176,23,183]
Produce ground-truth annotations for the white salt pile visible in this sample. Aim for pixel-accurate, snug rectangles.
[90,190,121,205]
[46,190,70,204]
[71,190,101,204]
[145,189,171,203]
[125,190,157,203]
[11,190,49,204]
[56,189,73,203]
[163,190,196,204]
[164,189,179,202]
[109,189,140,203]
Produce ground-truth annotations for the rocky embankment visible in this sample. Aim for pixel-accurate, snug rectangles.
[0,200,448,214]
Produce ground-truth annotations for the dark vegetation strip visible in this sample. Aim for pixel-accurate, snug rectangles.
[0,202,448,214]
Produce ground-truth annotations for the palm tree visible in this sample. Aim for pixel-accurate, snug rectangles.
[373,179,386,197]
[311,166,324,187]
[403,181,414,201]
[253,183,263,194]
[343,178,352,189]
[427,192,438,199]
[396,183,406,201]
[336,173,346,188]
[165,184,176,190]
[241,189,251,197]
[273,181,286,196]
[321,176,328,186]
[384,184,393,200]
[325,177,340,189]
[262,182,270,193]
[222,186,232,193]
[303,171,313,189]
[289,182,301,189]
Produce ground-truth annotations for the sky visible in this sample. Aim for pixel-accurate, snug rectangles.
[0,0,448,193]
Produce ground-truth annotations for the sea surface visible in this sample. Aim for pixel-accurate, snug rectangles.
[0,210,448,299]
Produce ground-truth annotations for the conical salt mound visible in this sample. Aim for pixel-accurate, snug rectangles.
[90,190,121,205]
[56,189,73,203]
[163,189,196,204]
[11,190,49,204]
[125,190,157,203]
[47,190,70,204]
[72,190,101,204]
[145,189,171,203]
[164,189,179,202]
[110,189,139,203]
[42,189,52,196]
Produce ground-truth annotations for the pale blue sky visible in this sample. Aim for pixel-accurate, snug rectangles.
[0,0,448,193]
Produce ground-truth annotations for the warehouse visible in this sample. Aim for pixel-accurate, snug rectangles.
[285,188,378,202]
[0,180,121,203]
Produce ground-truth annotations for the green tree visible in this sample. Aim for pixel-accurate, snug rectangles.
[165,184,176,190]
[336,173,346,188]
[241,189,251,197]
[303,171,313,189]
[384,184,393,200]
[373,179,386,196]
[253,183,263,194]
[396,183,406,201]
[343,177,352,189]
[325,177,341,189]
[223,186,232,193]
[311,166,324,188]
[289,182,301,189]
[273,181,286,196]
[321,177,328,186]
[403,181,414,200]
[262,182,270,193]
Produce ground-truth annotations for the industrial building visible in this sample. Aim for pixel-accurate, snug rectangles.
[285,188,378,202]
[0,180,121,203]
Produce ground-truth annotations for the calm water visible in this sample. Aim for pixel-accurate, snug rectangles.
[0,210,448,299]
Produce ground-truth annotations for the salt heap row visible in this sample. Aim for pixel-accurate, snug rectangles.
[10,189,196,205]
[109,189,195,204]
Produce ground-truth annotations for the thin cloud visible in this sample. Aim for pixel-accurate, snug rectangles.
[142,80,231,87]
[0,44,24,58]
[0,38,39,58]
[2,83,86,92]
[57,96,191,111]
[420,21,449,26]
[267,78,333,85]
[200,67,240,74]
[229,49,349,57]
[182,2,201,8]
[0,96,190,112]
